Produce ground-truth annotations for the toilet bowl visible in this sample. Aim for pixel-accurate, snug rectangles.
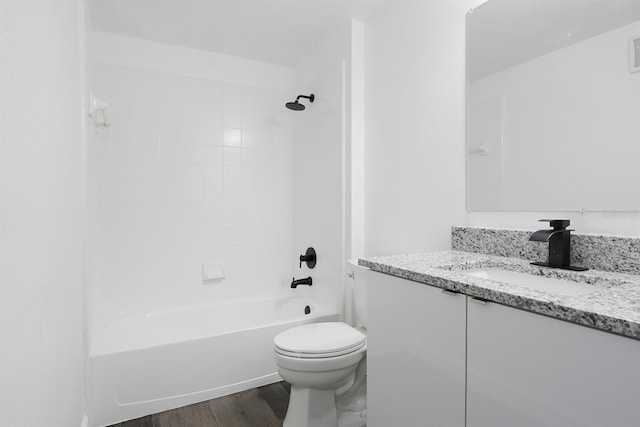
[274,322,366,427]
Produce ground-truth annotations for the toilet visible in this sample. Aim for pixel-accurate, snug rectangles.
[274,260,368,427]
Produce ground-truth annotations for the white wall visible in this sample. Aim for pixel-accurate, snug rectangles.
[291,26,349,316]
[349,20,366,261]
[0,1,86,426]
[364,0,472,256]
[364,0,640,258]
[93,32,293,92]
[88,33,296,340]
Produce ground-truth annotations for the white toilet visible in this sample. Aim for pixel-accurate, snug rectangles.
[274,260,368,427]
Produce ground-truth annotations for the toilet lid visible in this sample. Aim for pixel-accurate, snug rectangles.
[274,322,366,358]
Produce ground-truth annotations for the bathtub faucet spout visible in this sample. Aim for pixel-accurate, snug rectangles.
[291,276,312,288]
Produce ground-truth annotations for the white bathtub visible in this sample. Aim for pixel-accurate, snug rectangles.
[90,295,337,426]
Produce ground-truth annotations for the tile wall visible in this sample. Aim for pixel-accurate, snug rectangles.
[90,63,294,328]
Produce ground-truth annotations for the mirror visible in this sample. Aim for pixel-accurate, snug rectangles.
[466,0,640,212]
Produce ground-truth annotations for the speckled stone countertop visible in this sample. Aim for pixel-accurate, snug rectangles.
[359,251,640,340]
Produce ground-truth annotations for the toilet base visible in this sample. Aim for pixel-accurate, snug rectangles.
[336,363,367,427]
[284,386,338,427]
[338,410,367,427]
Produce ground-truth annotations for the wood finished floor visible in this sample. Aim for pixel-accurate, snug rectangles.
[108,382,291,427]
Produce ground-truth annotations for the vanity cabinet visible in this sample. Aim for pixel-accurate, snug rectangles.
[467,297,640,427]
[367,272,466,427]
[368,271,640,427]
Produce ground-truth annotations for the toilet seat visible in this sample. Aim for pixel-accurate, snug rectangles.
[275,342,366,358]
[274,322,366,359]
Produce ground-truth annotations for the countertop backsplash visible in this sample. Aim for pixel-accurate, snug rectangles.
[451,226,640,275]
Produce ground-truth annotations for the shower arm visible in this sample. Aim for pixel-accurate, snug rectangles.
[296,94,314,103]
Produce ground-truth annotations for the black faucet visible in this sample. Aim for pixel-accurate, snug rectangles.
[529,219,588,271]
[291,276,312,288]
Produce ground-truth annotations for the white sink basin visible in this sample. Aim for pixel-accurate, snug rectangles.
[462,267,599,297]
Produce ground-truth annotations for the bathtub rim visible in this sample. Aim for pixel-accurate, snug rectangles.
[90,294,336,357]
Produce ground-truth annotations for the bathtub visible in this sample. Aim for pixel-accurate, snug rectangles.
[90,295,337,426]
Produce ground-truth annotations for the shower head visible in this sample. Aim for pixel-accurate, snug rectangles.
[286,101,306,111]
[286,93,314,111]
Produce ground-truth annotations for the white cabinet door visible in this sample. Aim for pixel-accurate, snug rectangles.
[467,297,640,427]
[367,272,466,427]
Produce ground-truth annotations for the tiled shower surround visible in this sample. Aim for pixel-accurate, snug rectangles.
[89,63,294,321]
[452,226,640,275]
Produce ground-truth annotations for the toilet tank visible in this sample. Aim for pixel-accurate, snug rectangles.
[346,260,369,332]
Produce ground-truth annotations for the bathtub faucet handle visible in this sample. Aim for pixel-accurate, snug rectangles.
[291,276,313,288]
[299,247,317,269]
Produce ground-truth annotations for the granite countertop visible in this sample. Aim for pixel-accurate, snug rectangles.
[359,250,640,340]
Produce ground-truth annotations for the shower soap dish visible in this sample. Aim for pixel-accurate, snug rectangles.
[202,264,225,281]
